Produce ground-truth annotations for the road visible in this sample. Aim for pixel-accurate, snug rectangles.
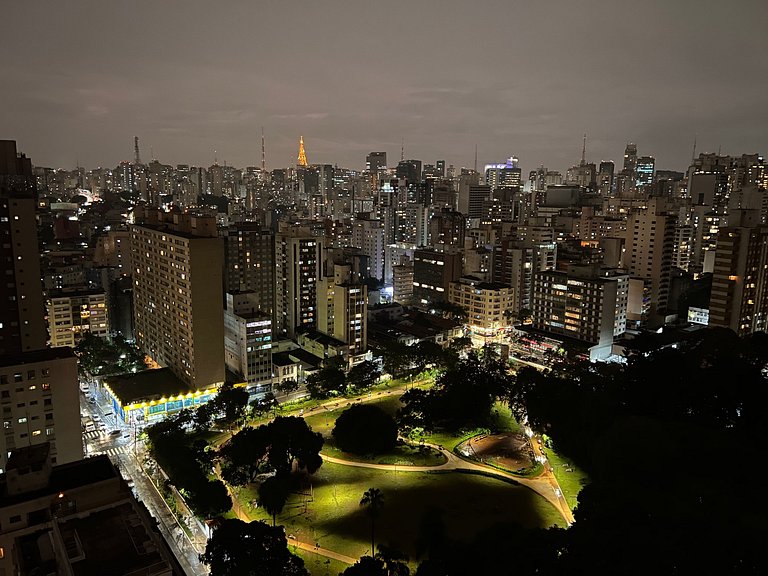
[80,380,210,576]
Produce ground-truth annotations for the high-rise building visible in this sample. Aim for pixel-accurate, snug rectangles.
[709,215,768,335]
[351,216,386,281]
[46,288,109,348]
[412,248,462,305]
[396,160,422,183]
[623,198,676,322]
[131,207,225,389]
[392,261,414,304]
[222,223,275,316]
[532,264,629,360]
[366,152,387,173]
[493,239,557,313]
[224,292,273,390]
[466,185,491,219]
[0,140,47,356]
[598,161,615,196]
[484,157,522,189]
[449,277,513,336]
[274,228,323,337]
[0,348,82,471]
[623,143,638,174]
[635,156,656,189]
[317,264,367,356]
[428,208,466,247]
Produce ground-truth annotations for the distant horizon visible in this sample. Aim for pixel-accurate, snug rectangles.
[3,1,766,178]
[13,133,753,178]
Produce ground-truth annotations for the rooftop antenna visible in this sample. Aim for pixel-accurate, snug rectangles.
[134,136,141,165]
[261,127,266,173]
[214,149,218,165]
[581,133,587,166]
[150,146,155,162]
[474,144,478,173]
[401,138,404,162]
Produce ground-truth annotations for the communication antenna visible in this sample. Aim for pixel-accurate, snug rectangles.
[261,127,266,173]
[134,136,141,165]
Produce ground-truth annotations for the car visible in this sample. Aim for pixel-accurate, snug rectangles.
[109,430,122,437]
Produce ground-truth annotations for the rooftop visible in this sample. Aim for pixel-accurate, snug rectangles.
[103,368,194,404]
[0,346,75,369]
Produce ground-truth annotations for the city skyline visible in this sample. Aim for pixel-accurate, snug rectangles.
[3,1,767,172]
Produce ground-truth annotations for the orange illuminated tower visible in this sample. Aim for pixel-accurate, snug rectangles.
[297,136,308,167]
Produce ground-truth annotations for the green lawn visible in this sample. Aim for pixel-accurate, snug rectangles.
[304,396,446,467]
[236,461,565,562]
[542,446,589,510]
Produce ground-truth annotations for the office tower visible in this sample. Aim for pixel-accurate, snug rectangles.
[130,207,225,388]
[466,185,491,219]
[623,198,676,322]
[351,216,386,280]
[436,160,446,177]
[635,156,655,189]
[623,143,638,174]
[688,153,730,214]
[396,159,422,183]
[224,292,273,389]
[366,152,387,174]
[449,277,513,336]
[0,140,47,355]
[274,228,323,337]
[0,449,184,575]
[709,216,768,335]
[412,248,462,305]
[428,208,466,247]
[0,348,82,471]
[493,239,557,313]
[222,223,275,316]
[484,157,522,189]
[392,261,414,304]
[532,264,629,360]
[457,171,481,215]
[47,288,109,348]
[317,264,367,356]
[598,161,615,196]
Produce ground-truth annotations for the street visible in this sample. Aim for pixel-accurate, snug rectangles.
[79,380,210,576]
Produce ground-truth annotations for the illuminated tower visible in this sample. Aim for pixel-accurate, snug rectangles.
[297,136,308,167]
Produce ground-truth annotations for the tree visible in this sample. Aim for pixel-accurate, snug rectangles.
[332,404,398,454]
[346,360,381,394]
[219,416,323,485]
[274,379,300,395]
[381,341,413,378]
[199,519,308,576]
[210,382,249,430]
[360,488,384,556]
[305,364,346,399]
[250,393,277,419]
[187,478,232,519]
[258,474,290,526]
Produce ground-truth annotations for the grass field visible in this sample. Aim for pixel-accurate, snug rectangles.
[237,461,565,562]
[542,446,589,510]
[293,549,348,576]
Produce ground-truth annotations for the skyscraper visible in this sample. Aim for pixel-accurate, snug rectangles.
[635,156,655,189]
[366,152,387,173]
[0,140,47,355]
[274,228,323,337]
[222,223,275,317]
[131,207,225,388]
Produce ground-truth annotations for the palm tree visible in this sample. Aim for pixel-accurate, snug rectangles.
[360,487,384,555]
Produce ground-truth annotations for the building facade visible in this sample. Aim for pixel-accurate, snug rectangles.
[449,277,513,336]
[130,208,225,389]
[47,289,109,348]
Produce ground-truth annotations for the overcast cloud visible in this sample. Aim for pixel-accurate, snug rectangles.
[2,0,766,174]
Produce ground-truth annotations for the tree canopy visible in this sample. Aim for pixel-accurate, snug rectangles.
[200,519,308,576]
[219,416,323,486]
[332,404,398,454]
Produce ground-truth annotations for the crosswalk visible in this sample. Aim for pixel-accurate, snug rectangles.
[83,430,103,441]
[87,445,128,457]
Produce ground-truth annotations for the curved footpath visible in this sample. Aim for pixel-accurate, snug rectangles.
[321,443,575,526]
[227,379,574,566]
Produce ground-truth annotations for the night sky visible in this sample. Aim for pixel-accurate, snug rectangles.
[2,0,767,174]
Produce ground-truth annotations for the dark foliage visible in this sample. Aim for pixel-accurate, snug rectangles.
[332,404,398,454]
[200,519,308,576]
[219,416,323,485]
